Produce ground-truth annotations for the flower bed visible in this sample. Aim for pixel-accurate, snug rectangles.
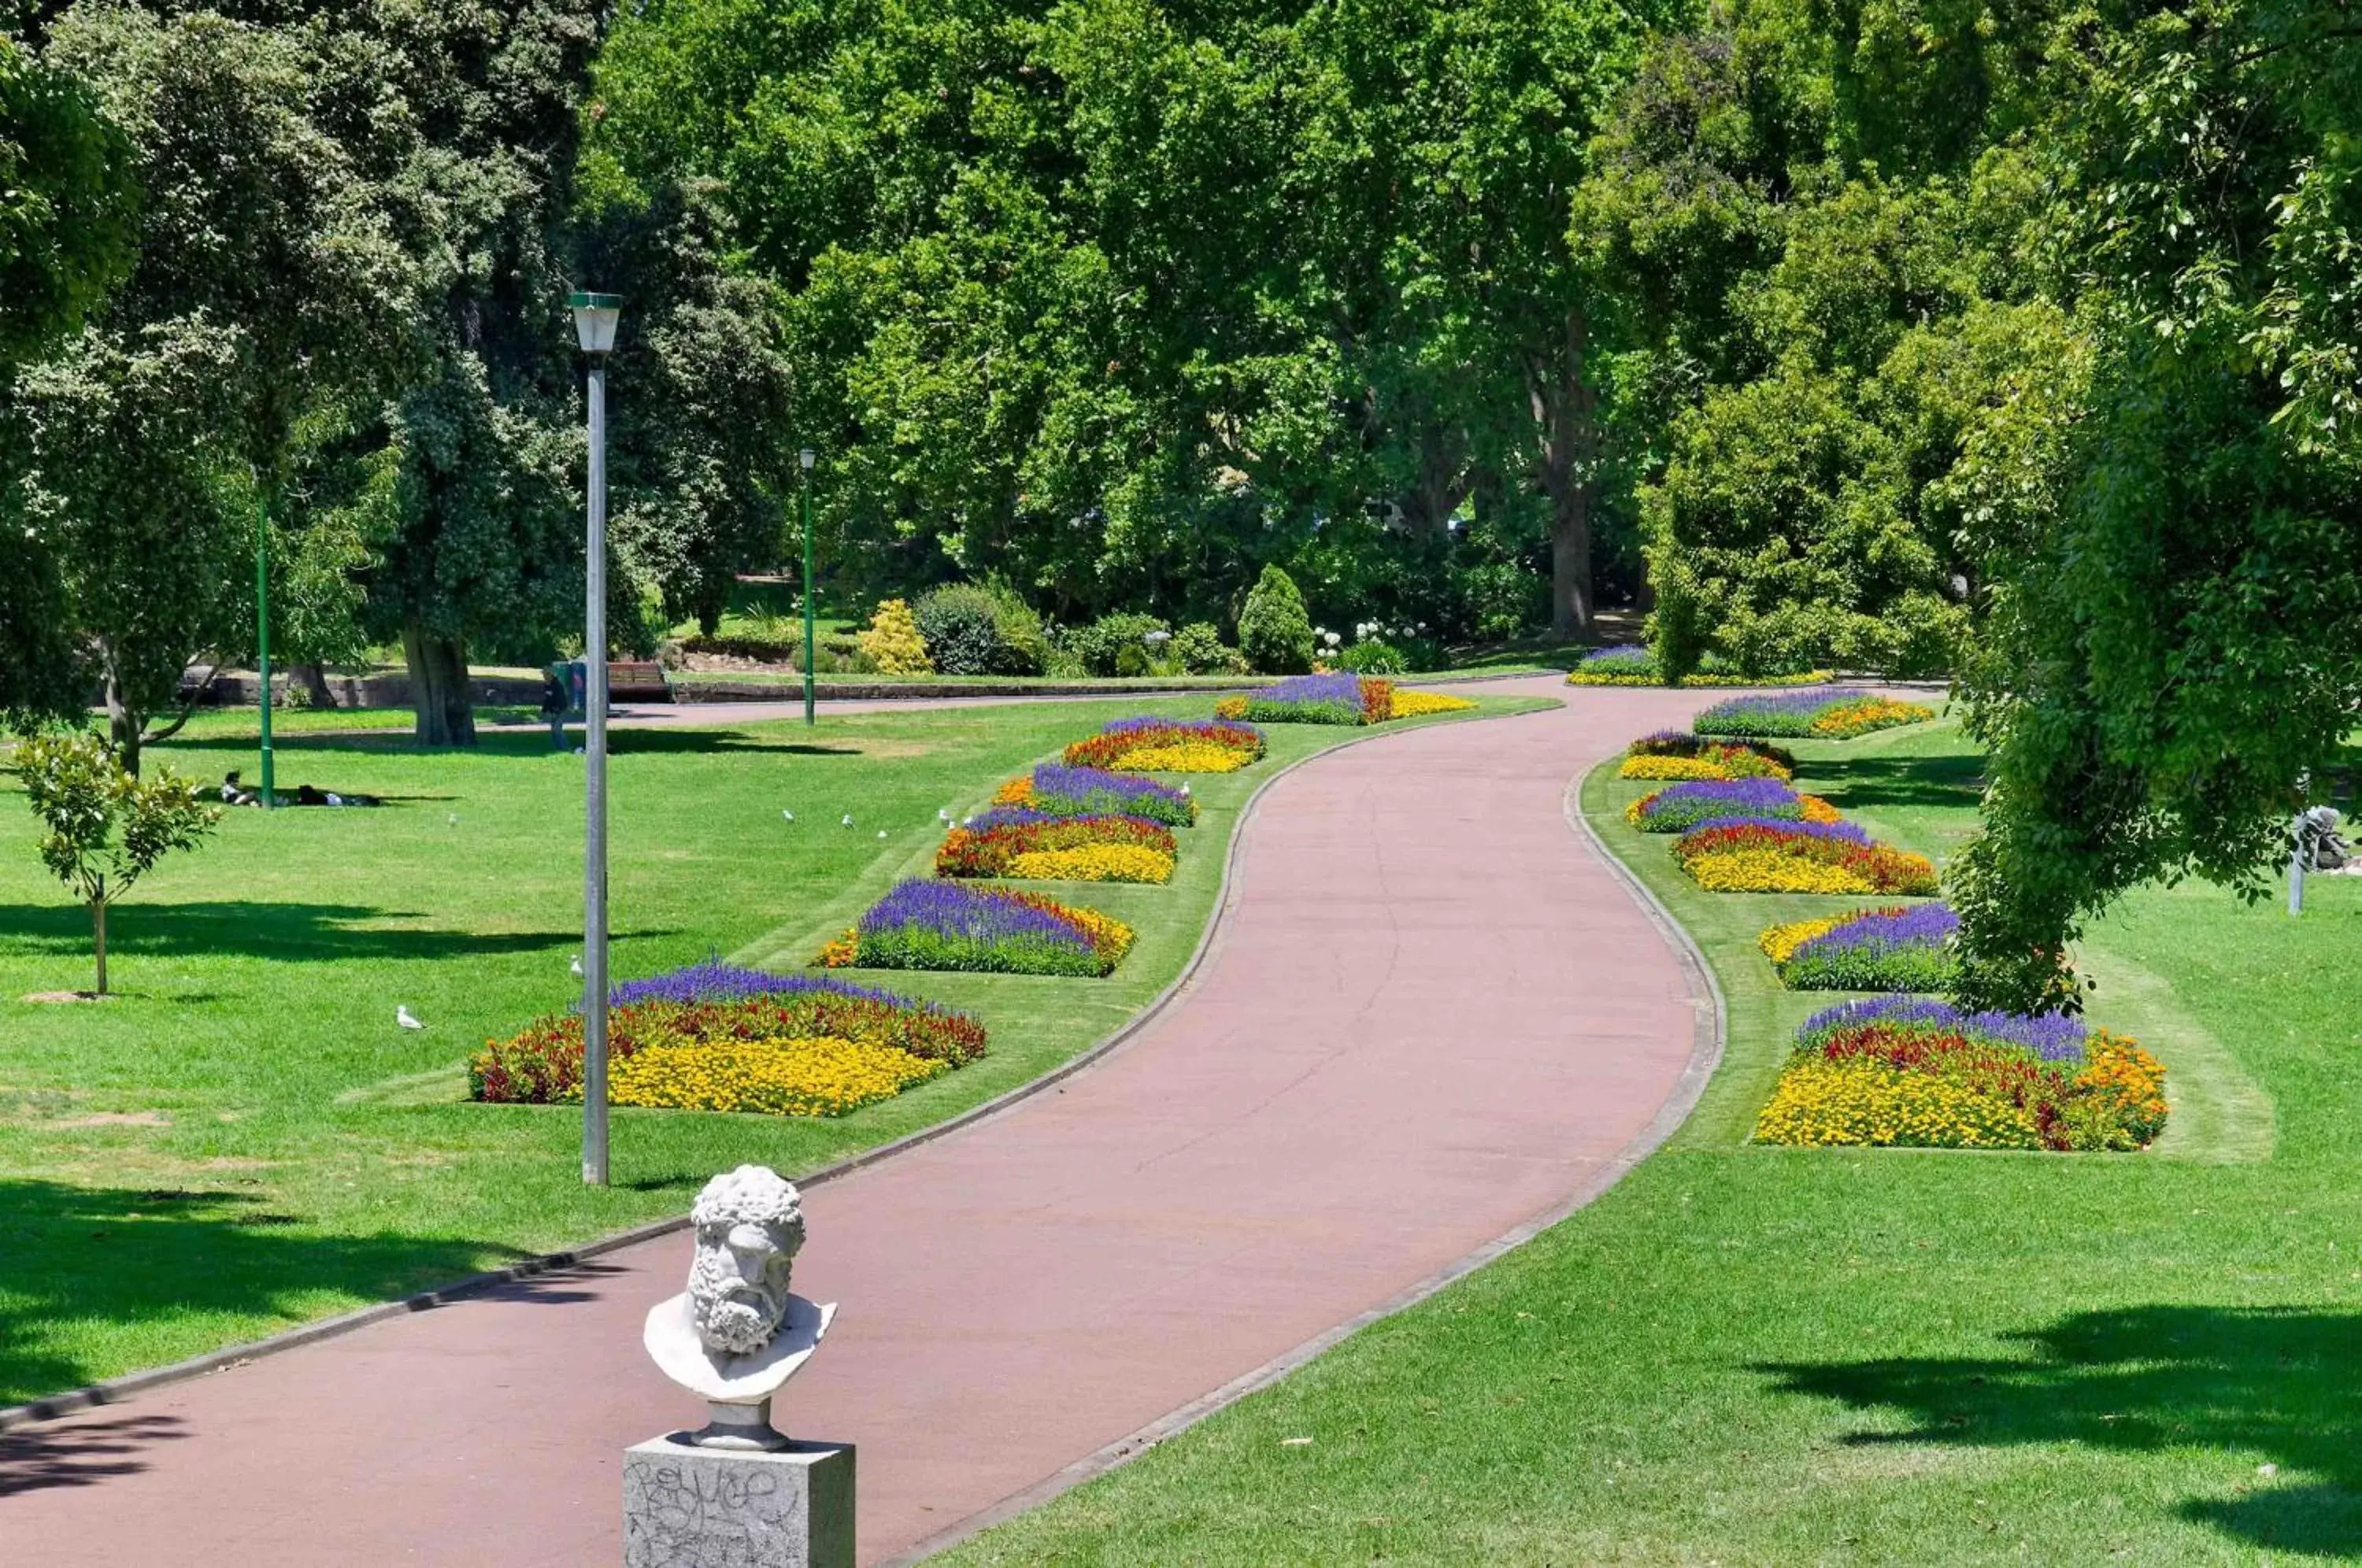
[1218,672,1394,725]
[1626,778,1842,834]
[1620,731,1796,781]
[1757,998,2168,1151]
[1759,902,1960,990]
[818,879,1135,976]
[1567,645,1833,688]
[468,964,986,1111]
[1063,718,1266,773]
[1672,819,1940,894]
[1692,689,1937,739]
[994,764,1196,827]
[936,808,1179,883]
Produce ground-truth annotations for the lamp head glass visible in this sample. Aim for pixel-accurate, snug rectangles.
[569,292,624,355]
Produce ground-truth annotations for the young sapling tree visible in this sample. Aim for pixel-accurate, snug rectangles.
[14,730,220,995]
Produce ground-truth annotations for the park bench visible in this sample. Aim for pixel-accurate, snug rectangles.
[542,660,673,748]
[607,660,672,702]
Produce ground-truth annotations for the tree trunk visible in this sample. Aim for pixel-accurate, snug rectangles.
[291,662,337,708]
[91,898,107,997]
[402,622,477,746]
[1531,309,1600,642]
[102,658,144,777]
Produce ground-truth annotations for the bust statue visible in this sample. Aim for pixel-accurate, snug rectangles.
[642,1166,836,1451]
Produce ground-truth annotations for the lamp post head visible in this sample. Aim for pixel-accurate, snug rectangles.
[569,291,624,355]
[799,448,816,472]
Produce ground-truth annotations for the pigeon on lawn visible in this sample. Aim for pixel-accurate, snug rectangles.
[939,808,952,823]
[396,1006,425,1030]
[781,810,795,823]
[570,956,584,977]
[842,814,854,827]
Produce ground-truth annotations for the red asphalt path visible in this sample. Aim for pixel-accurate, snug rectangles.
[0,677,1720,1565]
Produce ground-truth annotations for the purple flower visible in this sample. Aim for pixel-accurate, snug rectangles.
[1251,673,1364,705]
[1030,764,1194,820]
[1794,902,1960,960]
[1653,778,1799,811]
[607,960,957,1015]
[1679,815,1875,845]
[859,879,1093,953]
[1797,995,2089,1063]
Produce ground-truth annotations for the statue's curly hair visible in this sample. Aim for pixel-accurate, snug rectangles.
[691,1164,805,1245]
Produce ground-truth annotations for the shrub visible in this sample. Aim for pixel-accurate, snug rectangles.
[1333,639,1410,675]
[1569,645,1832,688]
[1000,763,1197,825]
[1671,819,1940,894]
[1691,689,1936,739]
[1759,903,1960,990]
[1171,622,1247,675]
[1064,719,1265,773]
[1238,564,1314,675]
[1625,778,1843,834]
[1060,612,1170,678]
[912,584,1003,675]
[819,880,1135,976]
[936,808,1179,882]
[468,966,987,1107]
[910,582,1050,675]
[856,599,932,674]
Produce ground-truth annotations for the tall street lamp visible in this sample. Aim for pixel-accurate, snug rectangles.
[571,290,621,1187]
[800,447,816,727]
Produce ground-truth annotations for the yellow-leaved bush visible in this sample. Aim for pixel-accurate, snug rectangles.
[857,599,933,674]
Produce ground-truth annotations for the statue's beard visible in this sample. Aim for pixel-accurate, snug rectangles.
[689,1248,787,1355]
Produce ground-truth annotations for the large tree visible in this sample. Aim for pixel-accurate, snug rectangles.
[17,3,413,771]
[1949,0,2362,1011]
[0,27,135,727]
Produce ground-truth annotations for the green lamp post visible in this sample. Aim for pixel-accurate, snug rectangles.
[254,499,274,808]
[800,446,816,727]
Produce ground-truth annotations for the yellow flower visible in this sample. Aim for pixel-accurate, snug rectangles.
[1757,915,1849,964]
[611,1035,948,1118]
[1005,845,1177,883]
[1213,696,1249,720]
[1112,743,1252,772]
[1390,690,1478,718]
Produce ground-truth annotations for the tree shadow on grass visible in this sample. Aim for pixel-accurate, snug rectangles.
[0,1180,542,1411]
[1755,1304,2362,1555]
[1803,749,1986,813]
[0,903,671,964]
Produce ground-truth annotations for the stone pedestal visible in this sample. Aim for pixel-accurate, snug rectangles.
[623,1434,854,1568]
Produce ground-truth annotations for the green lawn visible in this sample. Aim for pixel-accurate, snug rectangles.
[0,693,1535,1404]
[946,717,2358,1566]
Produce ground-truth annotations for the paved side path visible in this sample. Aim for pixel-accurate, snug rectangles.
[0,678,1718,1564]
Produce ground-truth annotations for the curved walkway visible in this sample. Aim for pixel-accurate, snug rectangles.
[0,677,1724,1565]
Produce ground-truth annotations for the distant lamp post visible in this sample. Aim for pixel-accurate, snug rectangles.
[800,447,817,727]
[255,498,274,809]
[571,290,622,1188]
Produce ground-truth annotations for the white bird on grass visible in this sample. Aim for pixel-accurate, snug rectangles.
[842,814,854,827]
[781,809,795,823]
[939,808,952,823]
[570,955,584,977]
[396,1006,425,1030]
